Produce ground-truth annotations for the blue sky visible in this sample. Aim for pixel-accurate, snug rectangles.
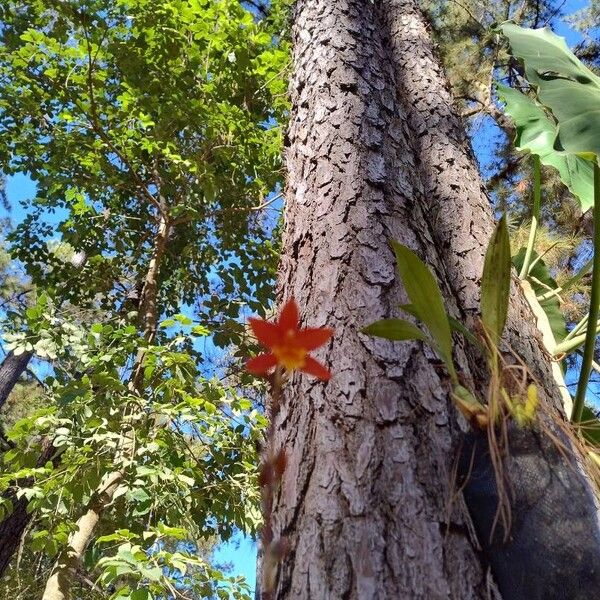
[0,0,597,594]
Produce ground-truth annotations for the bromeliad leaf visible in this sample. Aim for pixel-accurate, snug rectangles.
[362,319,428,342]
[391,242,457,381]
[481,216,511,343]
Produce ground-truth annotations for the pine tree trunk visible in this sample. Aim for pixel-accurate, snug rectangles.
[380,1,561,384]
[0,350,32,410]
[268,1,600,598]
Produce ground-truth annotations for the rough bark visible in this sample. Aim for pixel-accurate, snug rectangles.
[382,10,600,598]
[272,2,485,597]
[0,350,32,411]
[267,1,599,598]
[380,1,560,391]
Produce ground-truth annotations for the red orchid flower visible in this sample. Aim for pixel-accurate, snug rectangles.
[247,298,333,381]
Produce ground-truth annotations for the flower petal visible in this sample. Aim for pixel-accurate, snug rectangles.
[247,353,278,375]
[249,318,283,348]
[295,327,333,351]
[300,356,331,381]
[278,298,299,332]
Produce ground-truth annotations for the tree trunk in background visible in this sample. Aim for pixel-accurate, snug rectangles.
[0,438,57,577]
[267,1,597,598]
[0,350,35,578]
[0,351,32,411]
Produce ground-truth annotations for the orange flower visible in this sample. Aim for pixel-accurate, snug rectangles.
[247,298,333,380]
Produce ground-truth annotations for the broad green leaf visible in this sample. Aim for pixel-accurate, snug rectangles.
[481,216,511,342]
[391,242,456,380]
[496,84,594,210]
[362,319,428,342]
[500,23,600,159]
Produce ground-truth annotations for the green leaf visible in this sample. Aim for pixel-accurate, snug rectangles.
[500,23,600,159]
[401,303,481,348]
[174,314,193,326]
[480,215,511,343]
[362,319,428,342]
[391,242,456,380]
[398,303,420,318]
[581,405,600,446]
[496,84,594,210]
[447,315,484,351]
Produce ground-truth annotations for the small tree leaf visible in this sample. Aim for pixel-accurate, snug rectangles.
[481,216,511,343]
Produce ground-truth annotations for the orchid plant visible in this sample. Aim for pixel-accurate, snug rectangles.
[246,298,333,597]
